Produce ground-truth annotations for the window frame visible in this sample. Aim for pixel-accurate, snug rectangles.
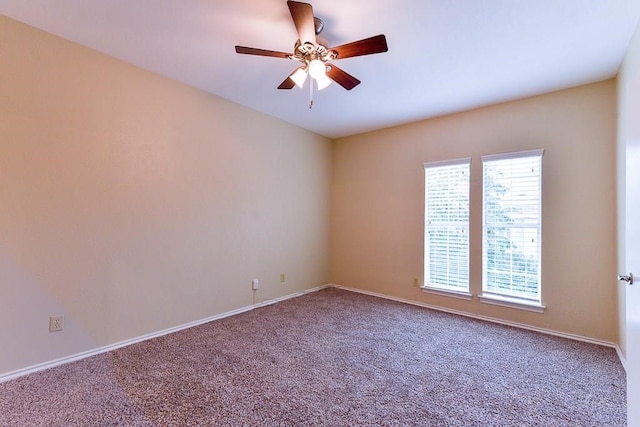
[480,149,545,311]
[423,157,472,299]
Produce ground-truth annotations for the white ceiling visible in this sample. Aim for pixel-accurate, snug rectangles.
[1,0,639,138]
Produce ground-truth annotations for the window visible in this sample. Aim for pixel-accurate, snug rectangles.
[424,158,471,294]
[481,150,543,306]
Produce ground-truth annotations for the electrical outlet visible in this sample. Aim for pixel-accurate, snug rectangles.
[280,273,286,283]
[252,278,259,290]
[413,277,421,287]
[49,316,64,333]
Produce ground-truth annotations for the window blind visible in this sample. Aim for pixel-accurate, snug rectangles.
[424,158,470,291]
[482,150,543,302]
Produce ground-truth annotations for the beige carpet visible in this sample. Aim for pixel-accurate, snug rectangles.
[0,288,626,426]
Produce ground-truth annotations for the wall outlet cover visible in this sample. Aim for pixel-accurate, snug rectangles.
[49,316,64,333]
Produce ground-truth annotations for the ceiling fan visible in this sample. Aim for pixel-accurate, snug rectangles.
[234,0,388,107]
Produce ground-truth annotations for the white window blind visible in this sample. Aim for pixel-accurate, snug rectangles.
[424,158,470,292]
[482,150,543,303]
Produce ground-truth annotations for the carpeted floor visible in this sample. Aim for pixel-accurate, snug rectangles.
[0,288,627,426]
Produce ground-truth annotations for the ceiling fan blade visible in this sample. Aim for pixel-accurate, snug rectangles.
[235,46,291,59]
[287,1,316,46]
[277,68,300,89]
[330,34,388,59]
[326,64,361,90]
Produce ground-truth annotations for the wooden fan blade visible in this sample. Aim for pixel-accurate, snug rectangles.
[287,1,316,46]
[235,46,291,59]
[330,34,388,60]
[277,68,301,89]
[277,78,296,90]
[326,64,361,90]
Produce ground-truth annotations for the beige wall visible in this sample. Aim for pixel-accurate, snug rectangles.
[617,19,640,359]
[0,16,332,376]
[331,80,618,343]
[0,12,624,377]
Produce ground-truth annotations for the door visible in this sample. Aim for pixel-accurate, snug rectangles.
[627,135,640,425]
[624,40,640,425]
[621,19,640,425]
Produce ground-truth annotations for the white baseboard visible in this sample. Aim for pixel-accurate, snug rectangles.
[0,284,329,383]
[3,283,624,383]
[615,345,627,372]
[329,284,624,359]
[252,284,329,309]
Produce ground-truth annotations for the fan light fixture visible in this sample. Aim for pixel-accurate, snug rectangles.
[290,67,308,88]
[308,59,325,79]
[289,60,331,91]
[314,72,332,90]
[308,59,331,90]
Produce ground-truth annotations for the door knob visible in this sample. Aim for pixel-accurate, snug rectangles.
[618,273,634,285]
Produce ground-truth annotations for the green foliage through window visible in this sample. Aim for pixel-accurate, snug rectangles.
[482,151,543,302]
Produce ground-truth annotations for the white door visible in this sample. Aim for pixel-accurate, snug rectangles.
[624,51,640,424]
[622,20,640,424]
[627,139,640,425]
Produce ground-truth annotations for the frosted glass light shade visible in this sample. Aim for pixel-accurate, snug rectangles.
[315,72,332,90]
[308,59,326,80]
[290,67,308,88]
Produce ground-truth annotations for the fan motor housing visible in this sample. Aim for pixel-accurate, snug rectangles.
[314,17,324,35]
[293,38,335,63]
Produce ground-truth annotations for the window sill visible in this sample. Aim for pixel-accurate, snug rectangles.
[478,294,546,313]
[420,286,473,301]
